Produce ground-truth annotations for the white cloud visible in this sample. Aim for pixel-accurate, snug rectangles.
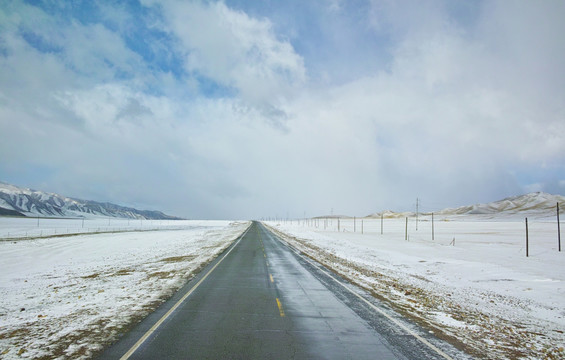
[150,0,305,106]
[1,0,564,218]
[363,0,564,172]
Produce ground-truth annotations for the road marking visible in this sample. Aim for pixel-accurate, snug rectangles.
[276,297,285,317]
[269,274,274,283]
[119,224,252,360]
[264,224,454,360]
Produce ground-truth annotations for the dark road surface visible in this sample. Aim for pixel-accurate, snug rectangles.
[100,222,465,359]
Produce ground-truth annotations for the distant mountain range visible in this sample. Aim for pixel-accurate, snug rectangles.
[0,182,183,220]
[367,192,565,219]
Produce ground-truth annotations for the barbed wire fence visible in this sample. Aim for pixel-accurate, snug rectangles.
[267,202,563,257]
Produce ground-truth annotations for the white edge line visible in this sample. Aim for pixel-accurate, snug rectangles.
[262,223,454,360]
[120,223,252,360]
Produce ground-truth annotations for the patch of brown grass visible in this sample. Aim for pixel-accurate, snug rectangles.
[160,255,196,263]
[0,327,30,340]
[113,269,134,276]
[82,273,100,279]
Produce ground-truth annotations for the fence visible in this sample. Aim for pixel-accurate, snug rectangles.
[0,217,194,241]
[268,212,563,257]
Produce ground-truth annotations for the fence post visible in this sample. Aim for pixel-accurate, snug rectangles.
[558,203,561,252]
[381,213,383,235]
[432,212,435,241]
[525,217,529,257]
[405,217,408,241]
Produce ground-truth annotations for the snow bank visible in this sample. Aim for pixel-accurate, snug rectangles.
[0,220,250,359]
[265,216,564,359]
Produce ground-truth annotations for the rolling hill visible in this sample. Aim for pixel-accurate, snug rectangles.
[367,192,564,219]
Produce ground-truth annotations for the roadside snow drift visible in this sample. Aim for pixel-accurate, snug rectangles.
[0,220,250,359]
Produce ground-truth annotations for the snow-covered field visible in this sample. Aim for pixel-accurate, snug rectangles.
[0,217,199,240]
[0,219,250,359]
[265,215,564,359]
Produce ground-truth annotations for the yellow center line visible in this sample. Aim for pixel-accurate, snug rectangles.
[276,298,285,317]
[269,274,274,283]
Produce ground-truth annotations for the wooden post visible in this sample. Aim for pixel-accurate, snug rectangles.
[381,213,383,235]
[416,198,419,231]
[405,217,408,241]
[525,217,529,257]
[432,212,435,241]
[558,203,561,252]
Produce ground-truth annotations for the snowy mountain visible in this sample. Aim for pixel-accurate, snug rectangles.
[435,192,564,217]
[365,209,414,219]
[367,192,564,218]
[0,182,183,219]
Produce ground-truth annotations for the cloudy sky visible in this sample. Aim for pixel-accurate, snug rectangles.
[1,0,564,219]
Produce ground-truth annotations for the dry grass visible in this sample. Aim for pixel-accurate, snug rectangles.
[160,255,196,263]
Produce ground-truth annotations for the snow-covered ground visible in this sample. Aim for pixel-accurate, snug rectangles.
[0,217,200,240]
[265,215,564,359]
[0,219,250,359]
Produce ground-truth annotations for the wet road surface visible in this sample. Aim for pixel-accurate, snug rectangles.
[100,221,464,359]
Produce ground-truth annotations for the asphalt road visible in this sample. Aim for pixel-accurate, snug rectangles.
[100,221,465,359]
